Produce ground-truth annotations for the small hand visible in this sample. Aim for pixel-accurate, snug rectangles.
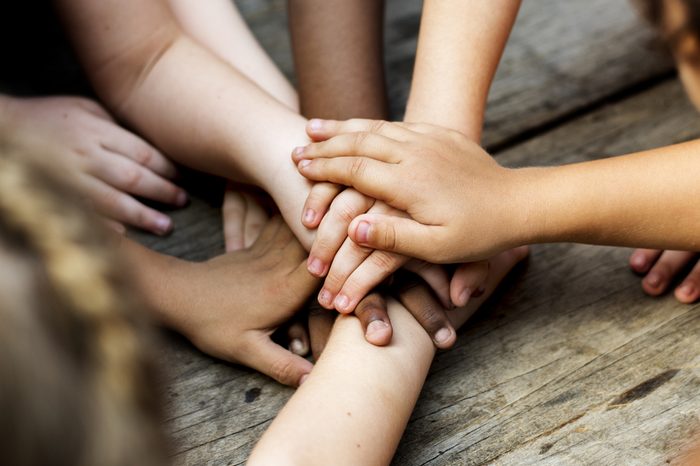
[159,216,320,387]
[303,186,452,313]
[630,249,700,303]
[0,95,187,235]
[293,118,522,263]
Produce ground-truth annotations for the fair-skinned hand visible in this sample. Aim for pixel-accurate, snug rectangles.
[293,118,522,264]
[153,216,319,387]
[0,95,188,235]
[303,185,453,313]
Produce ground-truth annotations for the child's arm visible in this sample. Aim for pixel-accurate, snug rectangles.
[54,0,314,247]
[295,119,700,261]
[405,0,521,139]
[248,248,526,465]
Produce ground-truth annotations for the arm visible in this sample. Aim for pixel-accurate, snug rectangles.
[295,119,700,260]
[287,0,388,120]
[405,0,521,140]
[248,248,524,465]
[54,0,313,246]
[168,0,298,111]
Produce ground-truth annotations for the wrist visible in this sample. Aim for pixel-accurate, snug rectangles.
[502,166,556,248]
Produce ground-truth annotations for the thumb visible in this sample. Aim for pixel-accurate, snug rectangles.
[348,214,434,260]
[242,334,314,387]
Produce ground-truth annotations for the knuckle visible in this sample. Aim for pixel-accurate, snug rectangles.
[270,357,296,385]
[369,120,385,134]
[133,146,154,166]
[349,157,368,181]
[417,304,446,332]
[381,225,398,251]
[351,132,370,153]
[121,166,144,190]
[370,251,399,273]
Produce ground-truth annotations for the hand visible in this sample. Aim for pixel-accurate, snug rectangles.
[150,216,320,386]
[303,185,452,313]
[0,95,187,235]
[293,118,525,263]
[629,249,700,303]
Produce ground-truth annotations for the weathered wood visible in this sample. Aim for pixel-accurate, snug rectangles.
[125,2,700,465]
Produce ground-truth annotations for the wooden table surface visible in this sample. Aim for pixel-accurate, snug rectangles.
[131,1,700,464]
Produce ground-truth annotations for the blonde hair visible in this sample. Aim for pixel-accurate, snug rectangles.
[0,146,168,466]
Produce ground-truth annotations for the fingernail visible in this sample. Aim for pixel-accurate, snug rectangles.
[309,119,323,131]
[176,190,189,207]
[356,221,371,243]
[646,272,662,288]
[293,146,306,157]
[366,319,390,337]
[472,286,486,298]
[434,327,452,345]
[680,283,695,296]
[303,208,316,225]
[155,216,172,235]
[334,294,350,312]
[307,257,325,276]
[457,288,471,307]
[290,338,305,355]
[298,160,311,170]
[318,288,332,306]
[631,253,646,269]
[299,374,309,386]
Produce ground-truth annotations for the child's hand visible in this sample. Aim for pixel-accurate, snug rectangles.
[629,249,700,303]
[293,118,528,264]
[152,216,319,387]
[0,95,188,235]
[302,185,453,313]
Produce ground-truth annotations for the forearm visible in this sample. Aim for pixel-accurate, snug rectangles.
[249,299,435,466]
[288,0,388,119]
[517,139,700,250]
[169,0,298,110]
[405,0,521,140]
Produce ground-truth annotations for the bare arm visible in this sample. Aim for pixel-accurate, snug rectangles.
[55,0,313,246]
[287,0,388,120]
[405,0,521,140]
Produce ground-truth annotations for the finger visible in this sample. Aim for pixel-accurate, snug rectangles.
[302,182,343,228]
[354,292,392,346]
[674,259,700,303]
[295,131,402,164]
[393,272,456,349]
[308,302,336,362]
[77,98,113,120]
[307,189,374,277]
[333,250,405,313]
[450,261,490,307]
[305,118,417,143]
[348,214,439,261]
[642,250,696,296]
[241,334,313,387]
[404,260,452,309]
[100,124,178,179]
[316,236,373,310]
[79,174,173,235]
[296,157,400,209]
[287,322,310,356]
[629,248,662,274]
[222,190,246,251]
[92,148,188,206]
[242,192,269,248]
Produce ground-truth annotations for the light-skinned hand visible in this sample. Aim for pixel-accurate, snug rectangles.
[0,95,188,235]
[293,118,525,264]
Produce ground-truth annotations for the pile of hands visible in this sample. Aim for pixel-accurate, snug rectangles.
[6,95,699,388]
